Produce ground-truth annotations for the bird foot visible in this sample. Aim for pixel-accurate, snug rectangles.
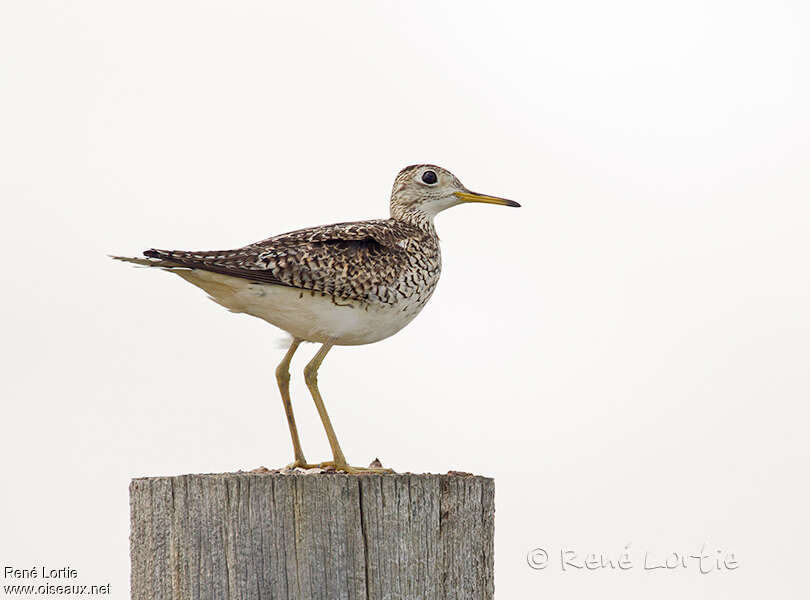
[331,458,394,474]
[285,459,324,470]
[285,459,393,474]
[337,465,394,474]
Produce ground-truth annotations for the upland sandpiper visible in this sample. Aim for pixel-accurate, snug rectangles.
[114,164,520,473]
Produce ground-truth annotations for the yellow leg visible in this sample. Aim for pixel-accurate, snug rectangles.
[303,342,392,474]
[275,338,311,468]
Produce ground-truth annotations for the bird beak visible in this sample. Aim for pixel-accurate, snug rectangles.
[454,190,521,208]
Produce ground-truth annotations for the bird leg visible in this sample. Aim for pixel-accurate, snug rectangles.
[303,342,392,474]
[275,338,313,469]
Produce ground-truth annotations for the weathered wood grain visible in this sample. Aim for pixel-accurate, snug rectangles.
[130,473,494,600]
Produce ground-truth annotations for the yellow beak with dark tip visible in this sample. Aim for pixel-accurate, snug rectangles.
[454,190,521,208]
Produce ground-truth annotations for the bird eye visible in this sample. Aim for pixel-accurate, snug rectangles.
[421,170,438,185]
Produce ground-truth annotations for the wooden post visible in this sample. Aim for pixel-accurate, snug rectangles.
[130,472,494,600]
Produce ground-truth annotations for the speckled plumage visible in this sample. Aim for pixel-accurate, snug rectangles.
[114,164,518,347]
[144,217,441,309]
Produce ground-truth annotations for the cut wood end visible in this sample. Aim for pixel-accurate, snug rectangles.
[246,458,390,475]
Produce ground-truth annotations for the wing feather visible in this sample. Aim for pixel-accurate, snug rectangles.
[142,219,421,301]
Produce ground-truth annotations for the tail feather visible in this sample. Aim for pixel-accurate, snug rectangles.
[109,255,188,269]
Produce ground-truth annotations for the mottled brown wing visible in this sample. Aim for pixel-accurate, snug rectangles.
[143,219,414,301]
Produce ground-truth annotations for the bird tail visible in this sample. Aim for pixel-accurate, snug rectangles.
[109,255,189,269]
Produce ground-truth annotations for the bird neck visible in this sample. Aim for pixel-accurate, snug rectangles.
[390,204,437,233]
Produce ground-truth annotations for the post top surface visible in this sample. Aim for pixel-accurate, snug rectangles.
[131,470,494,484]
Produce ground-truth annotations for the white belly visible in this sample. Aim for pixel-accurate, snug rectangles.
[172,268,428,345]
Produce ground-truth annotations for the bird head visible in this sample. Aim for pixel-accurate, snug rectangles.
[389,164,520,222]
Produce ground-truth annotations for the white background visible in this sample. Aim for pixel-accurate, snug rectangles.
[2,1,809,598]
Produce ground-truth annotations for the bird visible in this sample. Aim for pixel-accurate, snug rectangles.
[113,164,520,473]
